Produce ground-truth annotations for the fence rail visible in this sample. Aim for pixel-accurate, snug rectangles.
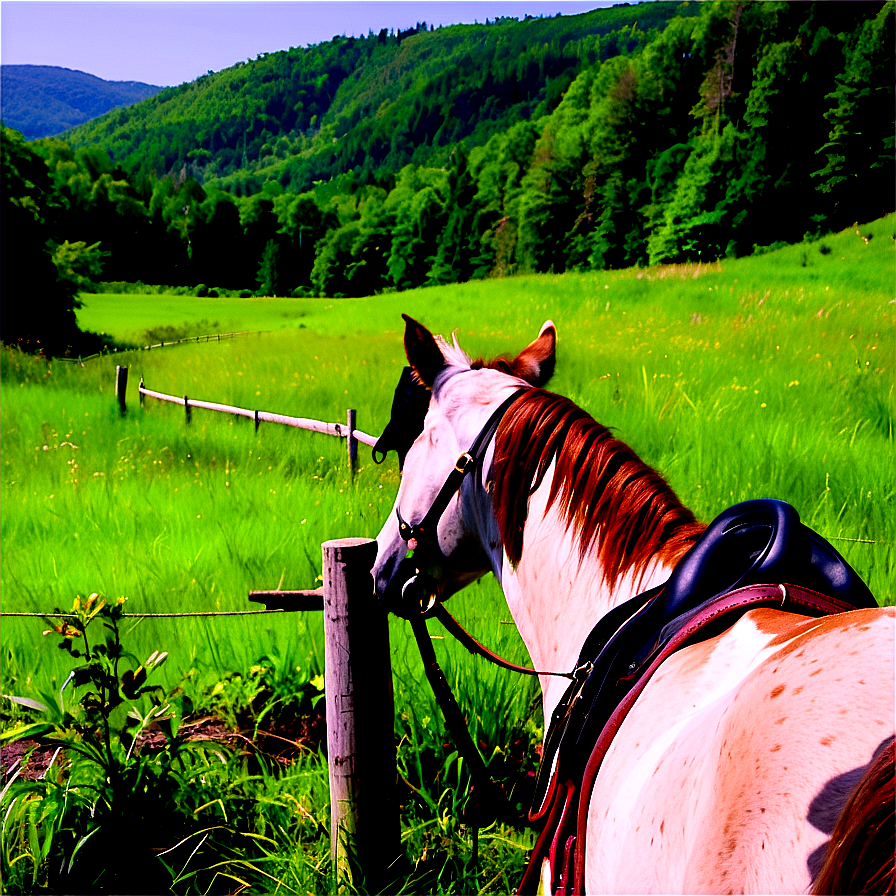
[138,384,377,446]
[133,374,378,473]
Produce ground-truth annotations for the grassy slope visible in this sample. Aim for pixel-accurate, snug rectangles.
[1,219,893,890]
[7,217,893,673]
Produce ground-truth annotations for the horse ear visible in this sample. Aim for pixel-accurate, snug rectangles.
[402,314,445,388]
[511,320,556,386]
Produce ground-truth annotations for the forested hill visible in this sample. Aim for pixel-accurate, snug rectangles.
[0,65,161,140]
[3,0,893,355]
[60,2,693,193]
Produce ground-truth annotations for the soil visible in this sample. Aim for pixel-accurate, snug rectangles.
[0,709,326,783]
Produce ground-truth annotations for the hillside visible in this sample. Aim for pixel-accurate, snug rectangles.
[60,2,692,192]
[0,65,162,140]
[2,0,892,353]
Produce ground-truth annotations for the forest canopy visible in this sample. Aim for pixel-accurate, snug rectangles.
[1,1,893,352]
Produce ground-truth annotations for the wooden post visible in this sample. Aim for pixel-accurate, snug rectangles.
[346,409,358,475]
[115,366,128,416]
[322,538,397,891]
[184,395,192,425]
[139,376,145,408]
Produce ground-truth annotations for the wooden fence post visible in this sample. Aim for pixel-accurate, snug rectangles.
[346,409,358,475]
[115,366,128,416]
[184,395,192,425]
[322,538,397,891]
[139,376,145,408]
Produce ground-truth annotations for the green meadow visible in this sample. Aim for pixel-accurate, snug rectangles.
[2,217,893,893]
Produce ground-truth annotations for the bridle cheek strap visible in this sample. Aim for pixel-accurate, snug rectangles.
[396,385,576,679]
[397,388,530,553]
[395,387,529,583]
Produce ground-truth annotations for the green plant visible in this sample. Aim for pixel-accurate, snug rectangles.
[0,594,234,893]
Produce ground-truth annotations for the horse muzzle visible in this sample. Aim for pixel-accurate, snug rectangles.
[374,549,442,618]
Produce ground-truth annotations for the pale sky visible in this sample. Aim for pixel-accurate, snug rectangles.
[0,1,622,87]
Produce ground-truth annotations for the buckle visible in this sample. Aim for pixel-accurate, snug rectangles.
[455,452,474,473]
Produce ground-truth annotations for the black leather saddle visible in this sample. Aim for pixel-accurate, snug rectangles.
[531,498,877,815]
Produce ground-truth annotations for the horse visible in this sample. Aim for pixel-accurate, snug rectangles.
[372,315,895,895]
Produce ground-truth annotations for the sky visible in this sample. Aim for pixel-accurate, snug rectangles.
[0,1,622,87]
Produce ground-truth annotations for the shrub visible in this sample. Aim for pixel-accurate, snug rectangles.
[0,595,253,893]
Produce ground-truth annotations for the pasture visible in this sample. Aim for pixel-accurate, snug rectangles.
[2,216,893,893]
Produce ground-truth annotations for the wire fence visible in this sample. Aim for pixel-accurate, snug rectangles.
[58,330,262,365]
[1,591,324,620]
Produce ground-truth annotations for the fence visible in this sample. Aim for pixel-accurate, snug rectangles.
[127,364,396,878]
[118,367,378,473]
[251,541,397,887]
[12,367,397,881]
[59,330,261,365]
[3,541,398,889]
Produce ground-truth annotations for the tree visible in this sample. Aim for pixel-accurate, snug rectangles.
[426,147,479,286]
[256,238,282,296]
[813,3,895,226]
[277,191,339,293]
[387,171,447,289]
[0,126,105,355]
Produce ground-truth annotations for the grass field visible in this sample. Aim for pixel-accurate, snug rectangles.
[2,216,893,893]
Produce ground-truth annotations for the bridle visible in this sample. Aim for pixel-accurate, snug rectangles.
[379,378,581,834]
[394,386,530,617]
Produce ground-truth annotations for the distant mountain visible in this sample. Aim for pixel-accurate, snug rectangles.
[0,65,162,140]
[58,2,694,193]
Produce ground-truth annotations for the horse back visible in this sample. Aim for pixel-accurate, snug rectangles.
[586,606,895,894]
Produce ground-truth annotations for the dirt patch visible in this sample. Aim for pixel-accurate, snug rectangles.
[1,710,326,784]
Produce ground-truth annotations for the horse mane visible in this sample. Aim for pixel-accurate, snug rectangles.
[492,389,706,591]
[811,736,895,896]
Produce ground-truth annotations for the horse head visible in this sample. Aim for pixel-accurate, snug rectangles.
[373,314,556,616]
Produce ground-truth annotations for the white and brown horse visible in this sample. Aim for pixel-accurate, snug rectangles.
[373,316,895,895]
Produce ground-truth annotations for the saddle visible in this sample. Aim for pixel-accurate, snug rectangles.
[520,498,877,896]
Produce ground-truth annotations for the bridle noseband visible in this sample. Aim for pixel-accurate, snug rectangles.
[394,387,529,617]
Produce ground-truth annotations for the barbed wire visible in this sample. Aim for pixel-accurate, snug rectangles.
[1,609,294,619]
[828,537,887,545]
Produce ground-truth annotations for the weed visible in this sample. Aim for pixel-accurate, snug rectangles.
[0,596,331,894]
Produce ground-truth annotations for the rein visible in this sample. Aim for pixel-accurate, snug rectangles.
[394,385,577,832]
[395,382,576,678]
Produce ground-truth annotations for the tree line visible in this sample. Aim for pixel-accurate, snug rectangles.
[1,0,892,354]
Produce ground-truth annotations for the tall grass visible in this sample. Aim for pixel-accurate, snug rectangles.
[2,216,893,892]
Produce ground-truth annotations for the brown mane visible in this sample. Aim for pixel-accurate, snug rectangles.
[492,389,706,590]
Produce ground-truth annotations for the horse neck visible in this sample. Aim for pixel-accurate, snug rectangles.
[480,463,675,721]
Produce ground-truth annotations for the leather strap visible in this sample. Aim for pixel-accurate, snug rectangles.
[397,387,529,550]
[433,603,576,680]
[409,612,509,825]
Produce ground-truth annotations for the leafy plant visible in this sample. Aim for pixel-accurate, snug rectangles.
[0,594,235,893]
